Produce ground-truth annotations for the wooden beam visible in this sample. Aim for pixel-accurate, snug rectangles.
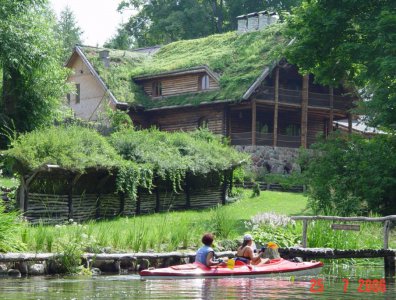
[384,220,391,249]
[301,75,309,148]
[273,68,279,147]
[329,87,334,135]
[251,99,257,146]
[302,220,308,248]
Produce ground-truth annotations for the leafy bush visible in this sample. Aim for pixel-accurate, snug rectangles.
[302,133,396,216]
[245,212,300,247]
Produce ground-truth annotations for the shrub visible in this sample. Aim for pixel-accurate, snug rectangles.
[302,133,396,216]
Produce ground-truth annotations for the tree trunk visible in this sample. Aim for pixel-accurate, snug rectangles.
[2,66,19,120]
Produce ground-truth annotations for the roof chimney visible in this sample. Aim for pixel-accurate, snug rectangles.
[268,12,280,25]
[236,15,248,33]
[258,11,270,29]
[99,50,110,68]
[247,12,259,31]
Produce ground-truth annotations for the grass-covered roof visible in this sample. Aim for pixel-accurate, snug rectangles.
[81,23,286,109]
[4,126,248,196]
[5,126,122,174]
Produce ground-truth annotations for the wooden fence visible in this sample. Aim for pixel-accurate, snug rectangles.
[289,215,396,279]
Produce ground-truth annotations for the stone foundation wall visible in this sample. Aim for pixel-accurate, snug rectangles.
[235,145,303,174]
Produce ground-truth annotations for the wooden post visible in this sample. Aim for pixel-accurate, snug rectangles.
[301,75,309,148]
[221,170,228,205]
[119,192,125,215]
[67,175,74,220]
[348,113,353,134]
[383,220,391,249]
[302,220,308,248]
[136,188,141,214]
[329,87,334,135]
[273,67,279,147]
[185,173,191,208]
[251,100,257,146]
[384,255,395,279]
[155,181,160,213]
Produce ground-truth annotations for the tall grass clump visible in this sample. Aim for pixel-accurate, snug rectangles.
[0,205,26,252]
[210,204,236,239]
[307,220,383,249]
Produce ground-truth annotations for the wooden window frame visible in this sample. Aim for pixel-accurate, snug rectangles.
[198,74,210,91]
[152,81,162,97]
[75,83,80,104]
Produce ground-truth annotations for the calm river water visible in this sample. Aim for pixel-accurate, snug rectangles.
[0,264,394,299]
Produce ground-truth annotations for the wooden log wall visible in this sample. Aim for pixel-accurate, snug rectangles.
[72,194,97,222]
[142,74,219,98]
[147,105,225,134]
[124,196,137,216]
[25,193,69,225]
[138,191,157,214]
[25,171,228,223]
[99,194,121,218]
[189,187,223,209]
[158,189,186,212]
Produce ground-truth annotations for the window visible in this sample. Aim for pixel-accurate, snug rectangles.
[282,124,301,136]
[75,83,80,104]
[152,81,162,97]
[199,75,210,91]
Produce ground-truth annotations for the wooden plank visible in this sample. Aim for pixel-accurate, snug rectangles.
[251,99,256,145]
[329,86,334,135]
[301,75,309,148]
[384,220,391,249]
[331,224,360,231]
[302,220,308,248]
[273,67,279,146]
[291,215,396,222]
[348,113,353,134]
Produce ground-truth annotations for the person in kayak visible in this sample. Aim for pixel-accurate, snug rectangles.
[195,233,227,267]
[235,234,269,265]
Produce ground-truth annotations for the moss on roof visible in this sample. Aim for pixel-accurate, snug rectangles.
[81,23,286,109]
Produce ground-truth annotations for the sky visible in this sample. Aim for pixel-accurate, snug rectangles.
[50,0,135,47]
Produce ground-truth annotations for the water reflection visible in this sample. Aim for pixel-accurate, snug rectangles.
[0,266,395,299]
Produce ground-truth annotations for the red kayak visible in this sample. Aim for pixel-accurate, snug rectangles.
[140,258,323,279]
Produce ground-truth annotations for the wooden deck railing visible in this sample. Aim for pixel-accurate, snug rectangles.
[231,132,300,147]
[257,86,352,110]
[290,215,396,249]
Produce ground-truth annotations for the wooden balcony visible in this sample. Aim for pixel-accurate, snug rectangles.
[231,132,301,148]
[256,86,352,110]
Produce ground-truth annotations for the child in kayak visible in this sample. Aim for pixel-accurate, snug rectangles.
[195,233,227,267]
[236,234,269,265]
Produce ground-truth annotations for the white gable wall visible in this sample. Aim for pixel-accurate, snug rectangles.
[67,56,108,121]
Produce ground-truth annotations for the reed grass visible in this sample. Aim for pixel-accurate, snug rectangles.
[14,190,395,253]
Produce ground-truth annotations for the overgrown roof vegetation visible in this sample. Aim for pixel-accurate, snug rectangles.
[110,128,249,189]
[4,126,248,197]
[81,23,286,109]
[5,126,122,174]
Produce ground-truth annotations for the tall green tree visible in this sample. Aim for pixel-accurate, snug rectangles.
[115,0,300,48]
[55,6,83,63]
[118,0,214,47]
[0,0,68,136]
[104,26,134,50]
[285,0,396,130]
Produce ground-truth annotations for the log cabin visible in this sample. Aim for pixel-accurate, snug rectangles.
[65,12,357,172]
